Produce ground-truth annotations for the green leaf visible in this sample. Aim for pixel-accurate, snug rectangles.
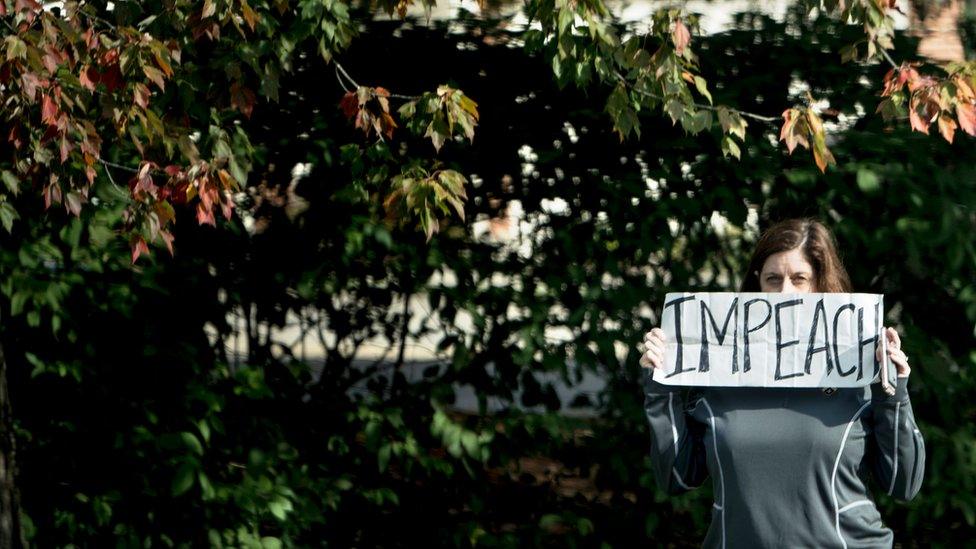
[10,292,28,316]
[856,168,881,192]
[0,202,19,233]
[269,499,289,520]
[721,135,741,159]
[693,76,712,105]
[181,431,204,455]
[1,171,19,195]
[171,463,196,496]
[378,444,392,472]
[461,431,480,459]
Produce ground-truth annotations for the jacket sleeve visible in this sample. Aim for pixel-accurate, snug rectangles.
[642,368,708,494]
[869,376,926,501]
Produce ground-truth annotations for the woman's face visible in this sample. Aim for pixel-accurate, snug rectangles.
[758,248,818,293]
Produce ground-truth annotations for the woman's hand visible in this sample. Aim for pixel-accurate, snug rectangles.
[876,327,911,378]
[639,328,667,371]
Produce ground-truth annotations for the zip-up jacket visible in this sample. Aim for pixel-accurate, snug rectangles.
[643,368,925,548]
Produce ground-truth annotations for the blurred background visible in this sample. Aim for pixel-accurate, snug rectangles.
[2,0,976,546]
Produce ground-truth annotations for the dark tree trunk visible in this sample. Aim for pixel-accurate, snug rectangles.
[0,341,26,549]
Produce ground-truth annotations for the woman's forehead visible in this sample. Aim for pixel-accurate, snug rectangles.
[761,249,814,272]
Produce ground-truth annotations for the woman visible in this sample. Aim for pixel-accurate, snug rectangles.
[639,218,924,548]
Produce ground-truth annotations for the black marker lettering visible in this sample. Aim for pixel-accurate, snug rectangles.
[803,298,834,375]
[857,303,880,381]
[774,299,804,380]
[833,303,856,377]
[663,296,697,378]
[743,298,772,373]
[698,298,739,373]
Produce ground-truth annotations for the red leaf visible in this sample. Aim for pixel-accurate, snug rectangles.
[938,114,957,143]
[41,94,58,125]
[957,102,976,136]
[130,236,150,264]
[133,83,150,109]
[339,91,359,120]
[672,20,691,55]
[8,125,23,149]
[908,101,931,134]
[79,65,97,91]
[15,0,41,13]
[21,73,44,99]
[100,63,123,92]
[196,203,216,226]
[159,229,175,256]
[59,135,72,163]
[230,82,256,118]
[65,191,83,217]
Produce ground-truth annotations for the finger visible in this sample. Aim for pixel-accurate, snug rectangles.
[640,355,662,370]
[644,348,664,366]
[887,348,908,363]
[645,332,666,348]
[647,346,664,363]
[645,328,666,343]
[887,350,911,377]
[886,327,902,350]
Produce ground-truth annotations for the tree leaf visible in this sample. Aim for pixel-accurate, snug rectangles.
[693,75,712,105]
[956,102,976,136]
[938,114,957,143]
[672,19,690,55]
[171,463,196,496]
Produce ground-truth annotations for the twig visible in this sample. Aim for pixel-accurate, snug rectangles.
[73,5,119,33]
[335,61,360,90]
[878,43,900,70]
[613,71,781,123]
[96,157,140,174]
[334,60,421,101]
[0,17,16,34]
[335,66,351,93]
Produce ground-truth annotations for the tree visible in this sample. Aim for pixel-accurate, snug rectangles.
[1,0,975,545]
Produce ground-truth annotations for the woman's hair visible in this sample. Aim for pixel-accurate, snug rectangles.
[739,218,852,293]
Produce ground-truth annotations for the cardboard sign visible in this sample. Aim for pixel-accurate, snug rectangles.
[656,292,895,389]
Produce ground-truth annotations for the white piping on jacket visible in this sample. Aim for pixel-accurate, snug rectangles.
[832,400,872,549]
[838,500,872,514]
[887,402,901,496]
[668,392,692,490]
[700,398,725,549]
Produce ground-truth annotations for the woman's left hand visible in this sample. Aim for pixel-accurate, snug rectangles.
[876,327,911,378]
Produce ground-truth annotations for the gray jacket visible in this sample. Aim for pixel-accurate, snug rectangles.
[643,369,925,548]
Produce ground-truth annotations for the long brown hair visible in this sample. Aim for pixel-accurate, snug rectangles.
[739,218,852,293]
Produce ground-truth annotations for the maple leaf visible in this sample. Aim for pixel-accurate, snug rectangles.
[339,91,359,120]
[957,102,976,136]
[41,94,58,126]
[130,236,150,264]
[230,82,256,118]
[672,20,690,55]
[133,83,150,109]
[79,65,97,91]
[938,114,957,143]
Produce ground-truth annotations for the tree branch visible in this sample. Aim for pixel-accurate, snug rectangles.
[334,61,421,101]
[613,71,781,124]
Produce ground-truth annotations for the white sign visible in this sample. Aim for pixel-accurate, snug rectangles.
[656,292,894,388]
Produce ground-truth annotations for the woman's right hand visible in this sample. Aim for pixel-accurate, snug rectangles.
[639,328,667,371]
